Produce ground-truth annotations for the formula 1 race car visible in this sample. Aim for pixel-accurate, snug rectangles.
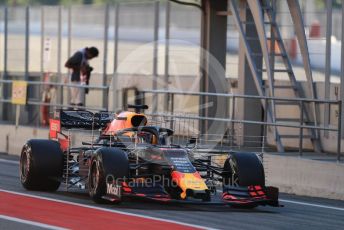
[19,105,280,208]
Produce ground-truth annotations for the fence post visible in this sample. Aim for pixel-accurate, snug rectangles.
[164,0,170,112]
[25,6,32,123]
[337,102,342,162]
[103,4,110,111]
[341,0,344,139]
[67,5,72,105]
[3,7,7,78]
[324,0,332,137]
[67,6,71,64]
[263,96,268,153]
[299,101,304,157]
[39,6,44,126]
[57,5,63,105]
[1,7,9,120]
[230,96,236,148]
[152,1,159,114]
[112,3,119,111]
[25,6,29,81]
[170,93,174,130]
[40,6,44,77]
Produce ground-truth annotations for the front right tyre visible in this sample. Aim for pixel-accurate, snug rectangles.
[222,152,265,209]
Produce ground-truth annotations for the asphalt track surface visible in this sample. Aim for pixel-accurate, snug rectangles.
[1,154,344,230]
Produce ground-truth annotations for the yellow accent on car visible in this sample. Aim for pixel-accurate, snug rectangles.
[172,171,208,199]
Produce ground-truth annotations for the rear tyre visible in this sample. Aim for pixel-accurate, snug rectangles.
[88,148,129,204]
[20,140,63,191]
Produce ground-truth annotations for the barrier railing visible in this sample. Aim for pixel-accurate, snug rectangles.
[0,80,341,160]
[141,89,342,161]
[0,79,109,112]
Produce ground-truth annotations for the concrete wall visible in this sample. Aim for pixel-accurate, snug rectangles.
[0,125,49,155]
[264,154,344,200]
[0,124,97,155]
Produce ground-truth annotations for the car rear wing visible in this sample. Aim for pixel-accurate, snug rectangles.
[50,110,114,132]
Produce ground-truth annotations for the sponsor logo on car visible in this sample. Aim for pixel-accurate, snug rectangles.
[106,183,121,198]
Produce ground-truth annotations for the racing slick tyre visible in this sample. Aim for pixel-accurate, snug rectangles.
[20,139,63,191]
[88,148,129,204]
[223,152,265,209]
[223,152,265,187]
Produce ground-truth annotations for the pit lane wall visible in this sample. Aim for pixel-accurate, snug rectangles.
[264,154,344,201]
[0,124,95,157]
[1,123,344,201]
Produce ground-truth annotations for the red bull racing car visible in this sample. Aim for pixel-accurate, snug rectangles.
[19,105,280,208]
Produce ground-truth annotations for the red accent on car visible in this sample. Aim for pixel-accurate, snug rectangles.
[122,182,132,193]
[255,185,262,190]
[58,137,69,152]
[257,191,265,196]
[152,198,171,202]
[250,192,258,197]
[171,171,185,181]
[136,193,146,197]
[49,119,60,139]
[222,193,237,200]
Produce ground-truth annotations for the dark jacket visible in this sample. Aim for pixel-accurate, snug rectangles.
[65,51,84,82]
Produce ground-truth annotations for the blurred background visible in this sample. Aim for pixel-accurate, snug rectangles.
[0,0,343,153]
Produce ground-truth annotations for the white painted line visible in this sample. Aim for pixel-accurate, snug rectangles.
[280,199,344,212]
[0,215,68,230]
[0,189,213,230]
[0,159,19,165]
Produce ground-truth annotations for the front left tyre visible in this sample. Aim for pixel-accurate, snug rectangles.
[20,139,63,191]
[88,147,129,204]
